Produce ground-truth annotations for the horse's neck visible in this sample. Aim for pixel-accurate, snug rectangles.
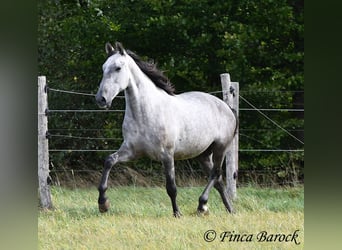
[124,62,166,121]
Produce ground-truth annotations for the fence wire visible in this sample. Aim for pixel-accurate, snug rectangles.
[44,85,304,187]
[46,87,304,152]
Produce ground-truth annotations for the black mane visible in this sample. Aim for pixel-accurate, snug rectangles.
[126,50,175,95]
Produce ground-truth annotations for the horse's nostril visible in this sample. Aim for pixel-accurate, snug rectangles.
[96,95,107,106]
[100,97,106,105]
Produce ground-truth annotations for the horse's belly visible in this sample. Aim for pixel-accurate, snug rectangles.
[173,134,213,160]
[174,148,207,160]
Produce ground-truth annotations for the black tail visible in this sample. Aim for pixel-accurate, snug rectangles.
[231,108,239,135]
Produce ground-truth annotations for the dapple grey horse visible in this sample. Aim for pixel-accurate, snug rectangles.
[95,42,237,217]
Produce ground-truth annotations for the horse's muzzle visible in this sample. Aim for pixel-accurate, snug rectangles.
[95,95,111,108]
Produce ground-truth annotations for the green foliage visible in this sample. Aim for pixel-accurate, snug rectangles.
[38,0,304,185]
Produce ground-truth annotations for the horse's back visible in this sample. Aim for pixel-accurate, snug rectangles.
[172,91,236,159]
[176,91,234,130]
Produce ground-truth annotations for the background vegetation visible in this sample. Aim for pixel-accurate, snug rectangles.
[38,0,304,186]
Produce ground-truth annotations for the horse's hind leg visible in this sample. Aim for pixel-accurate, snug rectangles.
[197,146,233,214]
[98,144,135,213]
[211,149,233,213]
[196,148,214,214]
[214,175,233,213]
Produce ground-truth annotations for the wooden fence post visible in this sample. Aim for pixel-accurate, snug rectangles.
[38,76,53,209]
[220,73,239,200]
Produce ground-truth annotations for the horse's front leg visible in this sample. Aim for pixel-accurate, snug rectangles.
[98,145,134,213]
[163,155,181,218]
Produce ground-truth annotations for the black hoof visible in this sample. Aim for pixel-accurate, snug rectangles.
[98,199,110,213]
[226,207,235,214]
[173,211,182,218]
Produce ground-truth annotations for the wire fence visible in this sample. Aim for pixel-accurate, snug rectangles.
[46,87,304,151]
[44,84,304,186]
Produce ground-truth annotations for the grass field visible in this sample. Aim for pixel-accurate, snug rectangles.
[38,185,304,249]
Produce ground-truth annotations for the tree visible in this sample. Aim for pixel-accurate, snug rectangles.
[38,0,304,185]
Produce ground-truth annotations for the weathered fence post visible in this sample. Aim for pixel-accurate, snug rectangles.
[38,76,53,209]
[220,73,239,200]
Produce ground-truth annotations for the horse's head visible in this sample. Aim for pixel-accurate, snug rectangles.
[96,42,129,108]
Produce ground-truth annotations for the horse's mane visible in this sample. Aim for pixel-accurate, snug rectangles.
[126,50,175,95]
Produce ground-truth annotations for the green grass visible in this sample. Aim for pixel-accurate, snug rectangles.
[39,185,304,249]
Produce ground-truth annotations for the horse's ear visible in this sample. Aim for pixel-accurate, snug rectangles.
[105,42,115,56]
[115,42,125,55]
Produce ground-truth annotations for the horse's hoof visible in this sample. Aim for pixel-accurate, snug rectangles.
[99,199,110,213]
[227,208,235,214]
[197,205,210,216]
[173,211,182,218]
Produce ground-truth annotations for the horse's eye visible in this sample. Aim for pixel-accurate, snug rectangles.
[115,67,121,72]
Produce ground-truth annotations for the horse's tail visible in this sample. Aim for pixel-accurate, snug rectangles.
[230,107,239,136]
[229,107,239,181]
